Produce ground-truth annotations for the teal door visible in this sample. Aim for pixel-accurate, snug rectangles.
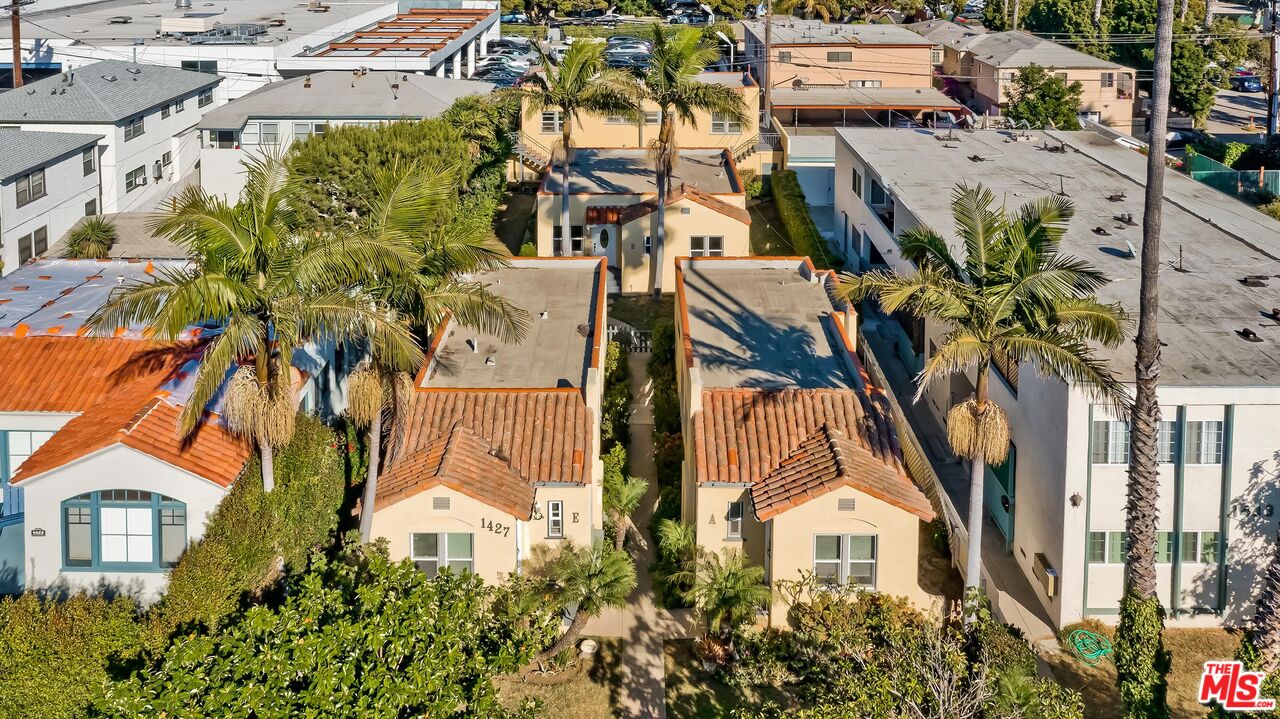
[984,443,1016,552]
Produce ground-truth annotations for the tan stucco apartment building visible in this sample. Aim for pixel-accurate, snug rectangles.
[370,258,608,583]
[907,22,1138,132]
[673,257,936,625]
[536,149,750,294]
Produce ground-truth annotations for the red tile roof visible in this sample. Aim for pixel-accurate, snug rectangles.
[374,424,535,519]
[695,387,901,487]
[0,337,166,413]
[751,423,933,521]
[618,184,752,227]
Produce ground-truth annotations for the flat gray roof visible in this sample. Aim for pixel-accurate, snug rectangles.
[198,71,493,129]
[1,0,393,46]
[770,86,963,109]
[427,259,602,389]
[48,213,186,260]
[680,259,850,389]
[543,149,739,195]
[964,31,1126,69]
[0,258,186,336]
[838,127,1280,386]
[742,19,932,46]
[0,129,100,182]
[903,19,986,47]
[0,61,220,124]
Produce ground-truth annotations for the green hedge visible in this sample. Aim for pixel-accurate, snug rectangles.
[769,170,839,270]
[602,340,632,452]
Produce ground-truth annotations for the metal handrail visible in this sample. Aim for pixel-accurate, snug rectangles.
[730,134,760,161]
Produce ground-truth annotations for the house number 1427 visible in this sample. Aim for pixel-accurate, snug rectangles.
[480,518,510,536]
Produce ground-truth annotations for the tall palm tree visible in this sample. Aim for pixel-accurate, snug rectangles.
[535,542,636,663]
[674,548,771,660]
[349,364,412,542]
[1115,0,1177,704]
[604,472,649,550]
[514,43,640,257]
[839,184,1129,620]
[642,26,747,298]
[88,154,422,491]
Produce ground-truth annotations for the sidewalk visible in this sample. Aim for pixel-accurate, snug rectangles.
[583,353,694,718]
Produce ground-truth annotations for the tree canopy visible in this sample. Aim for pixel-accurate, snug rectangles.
[1003,64,1086,129]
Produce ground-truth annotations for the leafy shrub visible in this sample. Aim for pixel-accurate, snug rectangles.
[972,615,1037,678]
[518,241,538,256]
[0,593,143,719]
[1260,199,1280,221]
[601,340,631,451]
[739,168,763,200]
[723,628,797,688]
[769,170,838,269]
[62,216,118,259]
[647,322,680,436]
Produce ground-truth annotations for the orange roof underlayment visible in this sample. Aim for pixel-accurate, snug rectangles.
[317,8,490,58]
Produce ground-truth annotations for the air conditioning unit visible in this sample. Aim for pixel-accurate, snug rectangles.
[152,160,164,180]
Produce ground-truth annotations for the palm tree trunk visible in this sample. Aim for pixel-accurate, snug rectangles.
[358,415,382,543]
[1252,530,1280,673]
[762,0,773,132]
[1093,0,1102,24]
[260,441,275,493]
[963,366,989,620]
[536,607,590,663]
[560,124,572,257]
[614,515,627,551]
[649,113,674,300]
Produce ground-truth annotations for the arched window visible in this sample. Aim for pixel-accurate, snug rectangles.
[61,490,186,571]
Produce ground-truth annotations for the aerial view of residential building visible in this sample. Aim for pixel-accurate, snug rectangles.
[0,61,221,215]
[0,129,101,275]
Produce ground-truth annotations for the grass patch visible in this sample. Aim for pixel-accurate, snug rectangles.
[495,638,623,718]
[665,639,801,718]
[749,200,798,257]
[609,294,674,330]
[1044,623,1240,719]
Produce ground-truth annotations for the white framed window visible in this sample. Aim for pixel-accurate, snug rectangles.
[293,122,313,140]
[605,114,630,124]
[17,226,47,264]
[197,88,214,108]
[1086,530,1127,563]
[174,98,185,113]
[410,532,474,578]
[851,79,882,88]
[541,110,563,133]
[644,235,652,256]
[4,430,52,480]
[1181,530,1220,564]
[710,112,742,134]
[553,225,584,254]
[123,116,145,141]
[161,103,171,119]
[1090,419,1129,464]
[82,147,95,176]
[162,151,172,167]
[813,534,877,588]
[125,166,147,193]
[260,122,279,145]
[726,501,743,539]
[61,490,186,569]
[548,500,564,538]
[1101,72,1115,88]
[931,48,943,64]
[1157,420,1177,464]
[241,122,259,145]
[84,198,97,216]
[1185,420,1224,464]
[16,168,45,207]
[690,236,724,257]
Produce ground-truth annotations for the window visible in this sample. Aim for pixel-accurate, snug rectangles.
[541,110,562,133]
[869,178,889,206]
[209,130,236,149]
[84,199,97,216]
[241,122,259,145]
[644,235,652,256]
[710,112,742,134]
[174,98,185,113]
[605,114,630,124]
[161,103,171,119]
[125,166,147,193]
[82,147,95,176]
[726,501,743,539]
[197,88,214,108]
[123,116,145,141]
[181,60,218,74]
[1156,531,1173,564]
[260,122,279,145]
[931,48,943,64]
[1156,420,1177,464]
[59,490,186,570]
[777,51,792,62]
[1185,420,1224,464]
[814,534,877,588]
[552,225,584,254]
[644,111,660,125]
[17,226,47,264]
[547,500,564,538]
[1101,72,1115,88]
[690,236,724,257]
[15,168,45,206]
[162,151,172,167]
[410,532,474,578]
[1086,530,1128,563]
[851,79,882,88]
[852,166,862,198]
[1090,420,1130,464]
[2,430,53,481]
[826,51,853,62]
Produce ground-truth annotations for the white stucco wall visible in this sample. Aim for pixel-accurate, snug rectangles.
[0,144,99,274]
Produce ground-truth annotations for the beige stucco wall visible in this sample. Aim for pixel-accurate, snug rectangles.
[766,484,934,628]
[615,199,751,294]
[694,484,768,562]
[970,59,1137,130]
[768,44,934,89]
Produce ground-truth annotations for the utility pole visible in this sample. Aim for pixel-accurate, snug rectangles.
[4,0,34,89]
[1270,0,1279,136]
[762,0,773,131]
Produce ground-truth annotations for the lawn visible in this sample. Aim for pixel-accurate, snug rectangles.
[494,638,623,718]
[1045,623,1241,719]
[665,639,801,718]
[749,200,798,257]
[610,294,675,331]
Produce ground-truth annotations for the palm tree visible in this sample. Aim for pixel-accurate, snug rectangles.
[87,153,422,491]
[349,364,412,542]
[604,472,649,550]
[839,184,1129,621]
[513,43,640,257]
[536,542,636,663]
[642,26,747,297]
[1115,0,1177,702]
[673,548,771,659]
[62,216,117,259]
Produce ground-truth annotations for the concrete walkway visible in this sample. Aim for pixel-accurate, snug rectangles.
[583,353,695,718]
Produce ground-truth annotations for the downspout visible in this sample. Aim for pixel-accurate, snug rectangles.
[1171,404,1188,618]
[1216,405,1235,615]
[1083,404,1094,615]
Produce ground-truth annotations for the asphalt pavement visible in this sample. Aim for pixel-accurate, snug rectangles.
[1206,88,1270,144]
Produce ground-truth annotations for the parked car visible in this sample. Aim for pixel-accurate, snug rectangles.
[1230,75,1264,92]
[500,11,529,23]
[1164,128,1208,149]
[490,36,533,51]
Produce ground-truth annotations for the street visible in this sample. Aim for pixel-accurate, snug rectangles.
[1206,88,1270,144]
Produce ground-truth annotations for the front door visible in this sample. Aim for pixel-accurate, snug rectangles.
[985,443,1016,552]
[593,226,618,267]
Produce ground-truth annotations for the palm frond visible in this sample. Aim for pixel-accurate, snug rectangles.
[997,331,1131,415]
[914,329,989,401]
[950,183,1006,280]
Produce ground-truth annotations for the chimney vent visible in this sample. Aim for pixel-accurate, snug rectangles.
[484,355,496,366]
[539,310,549,320]
[465,338,478,352]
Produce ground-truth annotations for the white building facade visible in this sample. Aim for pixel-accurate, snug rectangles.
[0,130,101,275]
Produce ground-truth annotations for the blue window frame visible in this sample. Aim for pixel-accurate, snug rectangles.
[61,490,186,571]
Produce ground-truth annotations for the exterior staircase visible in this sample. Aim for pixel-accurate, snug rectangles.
[510,130,552,171]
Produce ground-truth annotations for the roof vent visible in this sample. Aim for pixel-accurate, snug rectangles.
[1241,275,1269,288]
[1106,191,1126,202]
[1115,212,1136,226]
[967,154,986,162]
[1268,307,1280,321]
[577,323,591,338]
[539,310,549,320]
[102,75,118,82]
[126,67,142,75]
[484,355,496,366]
[1238,328,1263,342]
[465,337,478,352]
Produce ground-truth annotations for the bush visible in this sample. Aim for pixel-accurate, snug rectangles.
[1260,199,1280,221]
[601,340,631,452]
[724,628,797,689]
[739,168,764,200]
[647,322,680,436]
[769,170,839,269]
[62,216,117,259]
[0,593,143,719]
[518,241,538,257]
[972,616,1037,678]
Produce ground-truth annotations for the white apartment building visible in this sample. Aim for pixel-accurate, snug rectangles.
[0,61,221,214]
[834,127,1280,628]
[0,129,101,275]
[198,71,493,199]
[0,0,500,103]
